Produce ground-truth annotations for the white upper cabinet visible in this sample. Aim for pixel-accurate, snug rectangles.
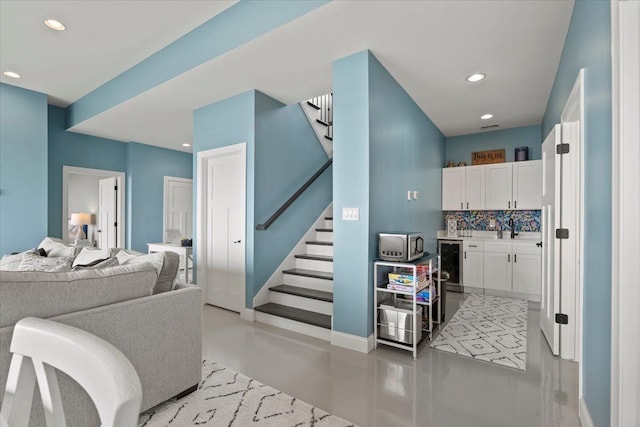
[464,166,485,210]
[513,160,542,210]
[442,166,485,211]
[485,163,513,210]
[442,168,465,210]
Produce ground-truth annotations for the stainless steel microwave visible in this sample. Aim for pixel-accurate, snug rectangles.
[378,232,424,262]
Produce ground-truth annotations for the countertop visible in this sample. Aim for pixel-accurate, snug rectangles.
[437,230,541,241]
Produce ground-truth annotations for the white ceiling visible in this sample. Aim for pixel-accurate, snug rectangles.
[1,1,574,153]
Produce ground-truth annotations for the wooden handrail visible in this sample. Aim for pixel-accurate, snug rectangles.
[256,158,332,231]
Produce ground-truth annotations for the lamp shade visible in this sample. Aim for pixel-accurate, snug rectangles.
[69,213,92,226]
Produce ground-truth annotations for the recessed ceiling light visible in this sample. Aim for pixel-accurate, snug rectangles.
[3,71,20,79]
[182,143,191,147]
[467,73,486,82]
[481,113,493,120]
[44,19,66,31]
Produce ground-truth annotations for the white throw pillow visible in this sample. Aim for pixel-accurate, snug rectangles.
[38,237,77,258]
[0,250,35,271]
[72,247,111,268]
[116,251,164,277]
[17,253,73,272]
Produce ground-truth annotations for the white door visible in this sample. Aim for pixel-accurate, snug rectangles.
[513,252,542,296]
[513,161,542,210]
[485,163,513,210]
[164,177,193,243]
[201,145,246,313]
[464,166,485,210]
[541,125,561,355]
[98,177,118,249]
[463,251,483,288]
[442,168,465,211]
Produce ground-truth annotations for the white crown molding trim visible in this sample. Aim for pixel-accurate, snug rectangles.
[330,330,374,354]
[579,397,595,427]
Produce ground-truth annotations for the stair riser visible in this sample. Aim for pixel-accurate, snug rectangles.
[325,219,333,229]
[306,244,333,256]
[255,312,331,341]
[316,231,333,242]
[295,258,333,273]
[283,274,333,293]
[269,292,333,316]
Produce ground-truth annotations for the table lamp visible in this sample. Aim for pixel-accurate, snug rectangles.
[69,213,92,242]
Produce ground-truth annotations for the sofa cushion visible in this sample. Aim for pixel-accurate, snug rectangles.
[0,263,158,328]
[17,253,73,272]
[38,237,78,258]
[72,247,111,268]
[115,251,176,294]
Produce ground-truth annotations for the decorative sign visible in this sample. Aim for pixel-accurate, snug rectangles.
[472,149,505,165]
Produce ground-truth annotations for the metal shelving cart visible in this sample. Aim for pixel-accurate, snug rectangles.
[373,254,442,359]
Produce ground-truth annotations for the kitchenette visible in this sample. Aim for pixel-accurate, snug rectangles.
[437,149,542,302]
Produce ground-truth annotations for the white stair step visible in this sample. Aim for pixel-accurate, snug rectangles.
[295,255,333,273]
[306,241,333,256]
[316,228,333,242]
[269,291,333,316]
[325,219,333,229]
[283,270,333,293]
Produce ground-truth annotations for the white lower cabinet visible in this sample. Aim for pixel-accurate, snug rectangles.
[462,241,483,288]
[463,239,541,301]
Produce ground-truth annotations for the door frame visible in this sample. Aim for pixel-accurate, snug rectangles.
[559,70,585,365]
[611,1,640,425]
[163,176,193,242]
[62,166,125,247]
[196,143,247,316]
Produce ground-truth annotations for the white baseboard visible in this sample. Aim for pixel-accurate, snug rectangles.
[579,397,595,427]
[330,330,374,353]
[241,309,255,322]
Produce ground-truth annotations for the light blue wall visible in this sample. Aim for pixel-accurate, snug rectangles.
[126,142,192,252]
[253,91,332,302]
[48,105,127,239]
[332,51,445,338]
[542,1,612,426]
[445,125,542,164]
[193,90,331,307]
[0,84,48,255]
[193,91,256,303]
[49,105,191,252]
[67,0,329,128]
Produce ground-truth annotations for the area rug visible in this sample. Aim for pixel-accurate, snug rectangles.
[138,360,357,427]
[430,293,528,370]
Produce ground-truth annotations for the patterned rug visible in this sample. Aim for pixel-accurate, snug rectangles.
[138,360,357,427]
[430,293,528,370]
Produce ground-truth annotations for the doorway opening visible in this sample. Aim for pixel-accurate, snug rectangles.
[62,166,125,249]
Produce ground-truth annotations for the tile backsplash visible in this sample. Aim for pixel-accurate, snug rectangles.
[444,210,541,232]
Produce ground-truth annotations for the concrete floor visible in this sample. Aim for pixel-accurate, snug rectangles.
[202,292,580,427]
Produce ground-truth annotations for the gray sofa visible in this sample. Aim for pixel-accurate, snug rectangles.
[0,257,202,425]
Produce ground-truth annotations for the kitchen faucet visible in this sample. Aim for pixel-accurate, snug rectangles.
[508,218,519,239]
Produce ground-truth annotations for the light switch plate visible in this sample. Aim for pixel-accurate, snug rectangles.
[342,207,359,221]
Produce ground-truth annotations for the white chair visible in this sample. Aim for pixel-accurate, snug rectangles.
[0,317,142,427]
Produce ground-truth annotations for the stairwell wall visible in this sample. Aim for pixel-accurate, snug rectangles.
[333,50,445,340]
[193,90,332,308]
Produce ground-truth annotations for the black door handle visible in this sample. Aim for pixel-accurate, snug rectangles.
[233,240,241,244]
[536,241,542,247]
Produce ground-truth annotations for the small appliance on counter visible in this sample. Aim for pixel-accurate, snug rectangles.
[378,232,424,262]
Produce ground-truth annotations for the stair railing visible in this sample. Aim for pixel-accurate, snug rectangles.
[307,93,333,141]
[256,158,333,231]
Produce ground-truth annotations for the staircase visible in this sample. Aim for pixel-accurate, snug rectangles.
[300,93,333,158]
[254,216,334,341]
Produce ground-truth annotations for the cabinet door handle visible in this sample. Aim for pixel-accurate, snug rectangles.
[515,200,517,209]
[464,251,467,259]
[508,254,510,262]
[514,254,517,262]
[508,201,511,209]
[467,202,469,209]
[469,245,477,248]
[461,202,463,209]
